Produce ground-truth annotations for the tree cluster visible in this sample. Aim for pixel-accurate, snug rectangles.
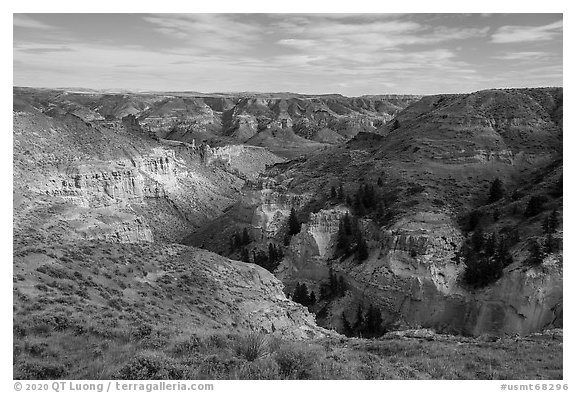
[230,228,251,252]
[341,304,384,338]
[460,229,514,288]
[284,208,302,245]
[336,213,368,262]
[524,195,548,217]
[292,282,316,309]
[524,239,545,267]
[319,268,347,300]
[251,243,284,273]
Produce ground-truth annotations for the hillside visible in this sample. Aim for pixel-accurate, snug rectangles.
[14,87,420,158]
[186,87,563,337]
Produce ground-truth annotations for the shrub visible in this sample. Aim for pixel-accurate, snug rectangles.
[171,336,203,357]
[236,357,280,379]
[234,332,268,361]
[524,195,547,217]
[488,178,504,203]
[274,343,321,379]
[15,360,66,379]
[115,352,184,380]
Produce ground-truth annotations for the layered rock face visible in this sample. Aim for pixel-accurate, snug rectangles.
[239,88,563,336]
[13,102,244,244]
[13,88,326,343]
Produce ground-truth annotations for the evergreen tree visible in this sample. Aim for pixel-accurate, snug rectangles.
[357,231,369,262]
[292,283,309,306]
[525,240,544,266]
[343,213,352,235]
[471,228,485,252]
[338,184,345,201]
[268,243,276,263]
[524,195,547,217]
[338,276,347,296]
[288,208,301,236]
[495,239,514,268]
[353,304,364,335]
[353,192,366,216]
[549,208,559,232]
[552,177,562,198]
[362,184,376,209]
[329,268,338,295]
[467,210,482,232]
[488,178,504,203]
[364,304,383,337]
[341,312,352,336]
[337,218,351,255]
[242,228,250,246]
[484,232,497,257]
[493,209,500,222]
[308,291,316,306]
[544,233,558,254]
[240,248,250,263]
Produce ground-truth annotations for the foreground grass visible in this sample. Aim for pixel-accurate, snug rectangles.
[14,326,562,380]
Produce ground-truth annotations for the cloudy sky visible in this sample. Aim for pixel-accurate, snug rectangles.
[13,13,562,95]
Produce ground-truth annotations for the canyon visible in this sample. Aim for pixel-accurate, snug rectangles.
[13,86,563,379]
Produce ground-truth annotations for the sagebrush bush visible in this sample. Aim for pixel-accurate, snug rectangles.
[115,352,185,380]
[236,357,280,379]
[274,343,321,379]
[15,360,66,379]
[234,331,268,361]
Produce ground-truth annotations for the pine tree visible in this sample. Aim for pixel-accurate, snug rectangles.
[242,228,250,246]
[329,268,338,295]
[240,248,250,263]
[525,195,547,217]
[357,231,369,262]
[364,304,383,337]
[488,178,504,203]
[337,218,351,255]
[343,213,352,235]
[471,228,485,252]
[268,243,276,263]
[549,208,559,232]
[337,276,347,297]
[288,208,301,236]
[353,304,364,335]
[308,291,316,306]
[544,233,557,254]
[292,283,309,306]
[341,312,352,336]
[493,209,500,222]
[526,240,544,266]
[338,184,345,201]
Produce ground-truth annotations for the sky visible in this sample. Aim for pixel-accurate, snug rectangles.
[13,13,563,96]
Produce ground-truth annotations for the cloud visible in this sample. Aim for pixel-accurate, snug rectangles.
[13,14,56,30]
[142,14,261,53]
[491,20,563,43]
[494,51,551,61]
